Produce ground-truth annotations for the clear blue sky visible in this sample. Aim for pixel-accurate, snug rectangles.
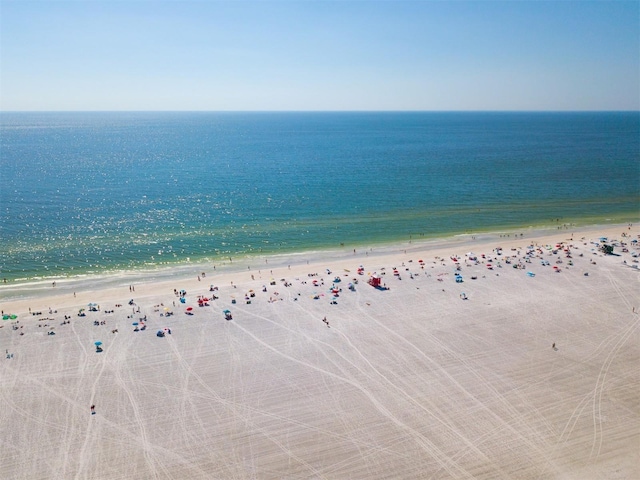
[1,0,638,111]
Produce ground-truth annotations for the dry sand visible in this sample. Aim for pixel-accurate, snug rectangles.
[1,224,638,479]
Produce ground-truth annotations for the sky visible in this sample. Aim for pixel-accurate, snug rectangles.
[1,0,638,111]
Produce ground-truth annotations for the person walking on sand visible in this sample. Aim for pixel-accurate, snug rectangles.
[91,404,95,414]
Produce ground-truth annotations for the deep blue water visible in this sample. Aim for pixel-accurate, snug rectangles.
[1,111,638,281]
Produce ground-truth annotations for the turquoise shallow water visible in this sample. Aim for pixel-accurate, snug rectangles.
[1,111,638,282]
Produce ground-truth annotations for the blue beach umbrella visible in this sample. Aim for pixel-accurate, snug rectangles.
[94,341,102,346]
[132,322,138,326]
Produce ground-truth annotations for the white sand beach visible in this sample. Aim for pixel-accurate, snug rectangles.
[1,224,638,479]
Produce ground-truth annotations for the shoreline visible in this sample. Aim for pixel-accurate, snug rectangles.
[1,221,635,312]
[2,213,638,286]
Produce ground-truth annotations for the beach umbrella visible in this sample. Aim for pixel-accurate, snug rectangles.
[94,341,102,346]
[223,309,231,314]
[132,322,138,326]
[186,306,193,312]
[2,315,9,320]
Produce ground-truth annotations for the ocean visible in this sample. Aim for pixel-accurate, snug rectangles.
[1,111,638,283]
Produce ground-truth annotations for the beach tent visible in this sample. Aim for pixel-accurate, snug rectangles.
[369,275,382,287]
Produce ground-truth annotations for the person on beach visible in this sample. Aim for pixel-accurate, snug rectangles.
[91,405,95,414]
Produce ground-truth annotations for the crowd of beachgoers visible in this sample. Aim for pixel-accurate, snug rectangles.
[2,225,638,352]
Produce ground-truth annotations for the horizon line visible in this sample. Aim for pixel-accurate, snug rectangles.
[1,109,639,114]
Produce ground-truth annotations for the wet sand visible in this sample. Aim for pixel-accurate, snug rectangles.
[1,225,638,479]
